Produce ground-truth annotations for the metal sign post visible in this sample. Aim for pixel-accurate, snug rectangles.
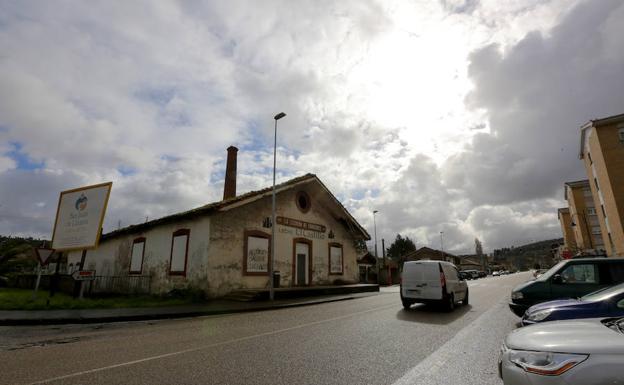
[32,247,54,300]
[32,264,42,300]
[71,270,96,300]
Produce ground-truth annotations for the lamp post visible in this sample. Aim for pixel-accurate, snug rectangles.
[270,112,286,301]
[440,231,444,260]
[373,210,379,283]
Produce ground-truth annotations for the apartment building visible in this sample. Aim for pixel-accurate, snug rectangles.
[557,207,577,252]
[564,180,604,254]
[579,113,624,257]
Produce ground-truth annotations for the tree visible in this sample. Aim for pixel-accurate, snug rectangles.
[386,234,417,261]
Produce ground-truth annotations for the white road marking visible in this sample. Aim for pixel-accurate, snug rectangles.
[391,299,508,385]
[27,303,398,385]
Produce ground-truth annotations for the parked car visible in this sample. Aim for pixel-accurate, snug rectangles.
[492,271,500,276]
[458,271,470,280]
[400,260,468,311]
[478,271,487,278]
[509,258,624,317]
[464,269,479,280]
[500,317,624,384]
[522,282,624,326]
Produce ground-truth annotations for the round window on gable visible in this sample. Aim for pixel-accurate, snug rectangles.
[296,191,311,213]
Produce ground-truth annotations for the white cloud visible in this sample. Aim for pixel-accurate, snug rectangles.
[1,0,617,255]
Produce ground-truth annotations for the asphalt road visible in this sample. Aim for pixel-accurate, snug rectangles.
[0,272,531,385]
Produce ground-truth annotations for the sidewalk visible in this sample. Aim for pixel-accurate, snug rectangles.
[0,291,381,326]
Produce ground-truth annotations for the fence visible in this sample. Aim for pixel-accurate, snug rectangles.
[88,275,152,295]
[10,274,152,296]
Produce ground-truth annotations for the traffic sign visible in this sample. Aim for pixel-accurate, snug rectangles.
[72,270,96,281]
[35,248,55,266]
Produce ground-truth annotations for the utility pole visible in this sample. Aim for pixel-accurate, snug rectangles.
[440,231,444,261]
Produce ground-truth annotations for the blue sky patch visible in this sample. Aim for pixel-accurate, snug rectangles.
[135,86,177,107]
[117,165,137,176]
[7,142,44,170]
[160,154,181,162]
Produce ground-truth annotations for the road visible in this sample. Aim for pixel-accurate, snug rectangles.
[0,272,531,385]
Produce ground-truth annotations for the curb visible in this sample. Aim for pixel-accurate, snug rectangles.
[0,293,376,326]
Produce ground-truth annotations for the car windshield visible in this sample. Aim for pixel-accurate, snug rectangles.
[582,282,624,302]
[534,261,567,282]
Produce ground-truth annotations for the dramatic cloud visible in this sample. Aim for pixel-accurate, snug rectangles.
[0,0,620,254]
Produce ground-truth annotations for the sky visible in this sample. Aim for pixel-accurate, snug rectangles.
[1,0,623,254]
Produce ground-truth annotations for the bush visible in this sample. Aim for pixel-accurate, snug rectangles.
[166,287,206,302]
[0,258,37,276]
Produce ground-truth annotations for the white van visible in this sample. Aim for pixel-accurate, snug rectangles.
[400,260,469,311]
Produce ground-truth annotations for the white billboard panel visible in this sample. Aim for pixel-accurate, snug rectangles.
[51,182,112,251]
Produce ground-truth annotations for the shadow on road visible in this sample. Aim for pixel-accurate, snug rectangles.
[395,303,473,325]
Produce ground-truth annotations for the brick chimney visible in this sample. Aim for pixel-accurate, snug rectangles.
[223,146,238,200]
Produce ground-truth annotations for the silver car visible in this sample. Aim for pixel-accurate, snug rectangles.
[500,317,624,384]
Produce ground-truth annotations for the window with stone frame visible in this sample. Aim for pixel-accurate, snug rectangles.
[329,243,343,275]
[130,237,146,274]
[169,229,189,276]
[243,230,271,275]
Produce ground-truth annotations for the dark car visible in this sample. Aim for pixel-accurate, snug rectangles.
[522,282,624,326]
[509,258,624,317]
[458,271,468,280]
[478,271,486,278]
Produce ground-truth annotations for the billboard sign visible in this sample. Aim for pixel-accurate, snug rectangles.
[51,182,112,251]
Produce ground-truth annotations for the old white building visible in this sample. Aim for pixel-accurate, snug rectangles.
[67,147,370,298]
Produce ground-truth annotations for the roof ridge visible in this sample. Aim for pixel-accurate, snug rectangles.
[103,173,318,239]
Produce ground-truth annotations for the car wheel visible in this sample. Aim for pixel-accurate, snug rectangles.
[462,289,469,306]
[402,299,412,310]
[446,293,455,312]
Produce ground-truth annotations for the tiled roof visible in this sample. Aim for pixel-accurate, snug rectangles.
[102,173,370,241]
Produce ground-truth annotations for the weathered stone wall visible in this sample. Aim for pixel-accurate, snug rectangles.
[206,184,361,297]
[67,217,211,294]
[67,181,364,298]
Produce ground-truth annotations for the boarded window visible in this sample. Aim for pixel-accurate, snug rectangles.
[244,231,271,275]
[329,243,343,275]
[130,237,146,274]
[169,229,189,275]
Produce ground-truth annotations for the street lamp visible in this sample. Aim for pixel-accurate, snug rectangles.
[373,210,379,282]
[270,112,286,301]
[440,231,444,260]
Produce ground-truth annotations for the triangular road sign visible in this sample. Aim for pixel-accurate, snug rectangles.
[35,248,55,265]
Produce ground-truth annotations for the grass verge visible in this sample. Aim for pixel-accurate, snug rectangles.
[0,288,199,310]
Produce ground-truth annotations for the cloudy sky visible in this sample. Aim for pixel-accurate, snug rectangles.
[1,0,623,254]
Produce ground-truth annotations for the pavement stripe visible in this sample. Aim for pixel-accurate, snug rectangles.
[27,303,398,385]
[390,298,510,385]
